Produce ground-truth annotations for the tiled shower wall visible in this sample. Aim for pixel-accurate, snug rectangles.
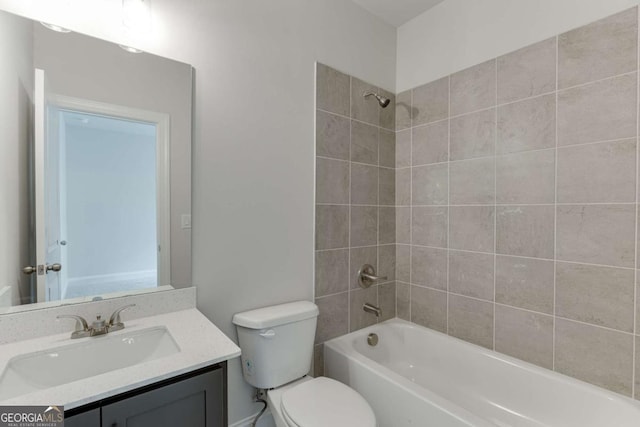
[314,63,396,376]
[395,7,640,398]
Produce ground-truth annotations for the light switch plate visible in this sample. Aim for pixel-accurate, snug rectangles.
[181,214,192,229]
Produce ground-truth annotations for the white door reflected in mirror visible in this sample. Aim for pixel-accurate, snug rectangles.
[32,68,170,303]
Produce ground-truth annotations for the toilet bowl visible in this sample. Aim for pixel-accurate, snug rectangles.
[232,301,377,427]
[267,376,376,427]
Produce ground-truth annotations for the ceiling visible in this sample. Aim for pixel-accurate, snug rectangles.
[350,0,446,27]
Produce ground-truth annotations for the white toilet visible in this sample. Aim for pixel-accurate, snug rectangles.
[232,301,376,427]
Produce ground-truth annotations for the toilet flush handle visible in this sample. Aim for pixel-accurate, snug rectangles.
[259,330,276,339]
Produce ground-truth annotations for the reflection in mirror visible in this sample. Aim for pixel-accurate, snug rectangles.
[0,8,193,313]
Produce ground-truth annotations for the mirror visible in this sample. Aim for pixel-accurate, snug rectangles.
[0,8,193,313]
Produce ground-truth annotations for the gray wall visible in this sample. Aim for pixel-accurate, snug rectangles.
[0,11,33,307]
[395,7,640,399]
[313,63,396,376]
[33,25,192,287]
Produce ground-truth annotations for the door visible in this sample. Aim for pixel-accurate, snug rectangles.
[101,369,225,427]
[34,68,62,302]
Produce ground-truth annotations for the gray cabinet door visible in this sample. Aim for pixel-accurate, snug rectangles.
[65,408,100,427]
[101,369,224,427]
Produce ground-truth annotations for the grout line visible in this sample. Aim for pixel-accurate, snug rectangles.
[493,58,498,351]
[553,34,559,373]
[316,107,395,132]
[556,69,637,93]
[447,75,451,335]
[408,202,638,207]
[633,12,639,399]
[409,88,414,322]
[347,76,352,334]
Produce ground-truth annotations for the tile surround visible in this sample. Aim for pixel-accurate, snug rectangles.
[390,6,640,399]
[314,63,397,375]
[316,6,640,399]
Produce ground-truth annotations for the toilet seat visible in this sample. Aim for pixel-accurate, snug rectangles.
[280,377,376,427]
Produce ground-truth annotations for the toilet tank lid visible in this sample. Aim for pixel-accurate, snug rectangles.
[232,301,319,329]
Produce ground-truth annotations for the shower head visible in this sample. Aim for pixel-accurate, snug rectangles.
[363,91,391,108]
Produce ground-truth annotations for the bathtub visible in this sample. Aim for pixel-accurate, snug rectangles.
[324,318,640,427]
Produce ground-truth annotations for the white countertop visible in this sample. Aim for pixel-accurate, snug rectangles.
[0,308,241,409]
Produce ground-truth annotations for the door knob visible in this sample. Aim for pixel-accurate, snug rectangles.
[22,266,36,275]
[46,263,62,272]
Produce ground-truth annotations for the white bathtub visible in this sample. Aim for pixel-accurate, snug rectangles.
[324,318,640,427]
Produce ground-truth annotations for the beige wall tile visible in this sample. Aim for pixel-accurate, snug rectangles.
[317,63,350,116]
[316,157,349,204]
[351,120,378,165]
[497,37,557,104]
[378,282,397,321]
[396,207,411,244]
[448,294,494,349]
[451,59,497,116]
[379,129,395,168]
[449,206,495,252]
[555,318,633,396]
[396,90,412,131]
[379,88,396,131]
[556,204,635,268]
[558,7,638,89]
[558,73,637,146]
[313,344,324,377]
[495,255,554,314]
[450,158,495,205]
[378,244,396,282]
[397,282,410,320]
[636,336,640,400]
[496,149,555,204]
[350,287,378,331]
[412,163,449,205]
[412,206,448,248]
[379,207,396,245]
[412,120,449,166]
[396,245,410,283]
[317,110,350,160]
[411,246,447,290]
[396,168,411,206]
[497,94,556,155]
[315,292,348,344]
[379,167,395,206]
[351,77,379,125]
[556,262,634,332]
[412,76,449,126]
[315,249,349,297]
[350,246,377,290]
[450,109,495,161]
[449,250,494,301]
[316,205,349,250]
[396,129,411,168]
[351,163,378,205]
[351,205,378,247]
[411,285,447,333]
[557,139,636,203]
[496,206,555,259]
[495,305,553,369]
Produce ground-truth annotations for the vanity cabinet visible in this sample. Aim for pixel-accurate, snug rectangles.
[65,363,226,427]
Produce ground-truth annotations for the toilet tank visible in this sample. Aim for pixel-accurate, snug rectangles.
[232,301,319,389]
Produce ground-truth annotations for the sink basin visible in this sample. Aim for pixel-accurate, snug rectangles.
[0,326,180,401]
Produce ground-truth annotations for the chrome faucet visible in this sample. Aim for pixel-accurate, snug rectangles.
[363,303,381,317]
[57,304,136,339]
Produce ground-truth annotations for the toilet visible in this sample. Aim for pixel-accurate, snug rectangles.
[232,301,376,427]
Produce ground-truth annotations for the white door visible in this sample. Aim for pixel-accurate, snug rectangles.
[34,68,62,302]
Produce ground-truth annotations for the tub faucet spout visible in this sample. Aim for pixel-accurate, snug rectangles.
[363,303,381,317]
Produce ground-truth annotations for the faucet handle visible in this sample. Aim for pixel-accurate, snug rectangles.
[57,314,91,339]
[108,304,136,331]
